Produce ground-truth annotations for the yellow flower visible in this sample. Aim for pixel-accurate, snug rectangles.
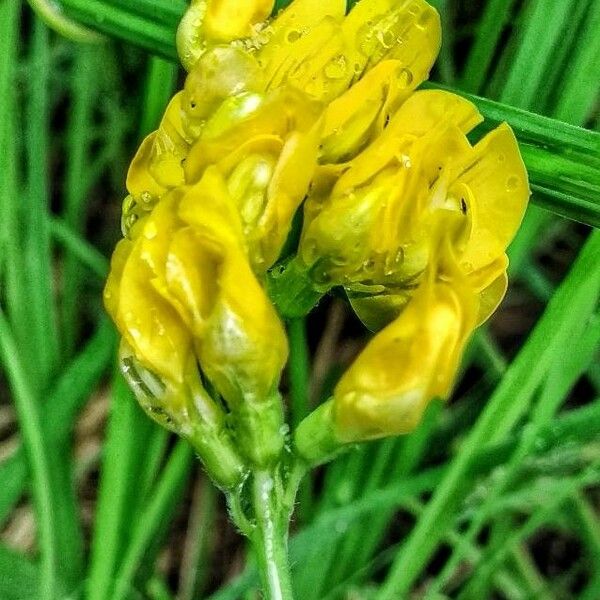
[332,272,478,441]
[125,45,324,270]
[106,0,532,465]
[104,169,289,466]
[127,0,444,272]
[299,90,529,330]
[293,242,480,455]
[183,86,323,270]
[106,169,288,404]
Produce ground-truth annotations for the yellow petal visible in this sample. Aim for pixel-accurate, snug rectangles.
[347,288,413,332]
[320,60,413,162]
[205,0,274,41]
[182,46,265,137]
[262,16,349,100]
[164,227,221,334]
[255,0,346,88]
[103,238,133,320]
[451,123,530,272]
[184,87,321,181]
[467,254,509,325]
[126,93,190,200]
[116,236,192,386]
[343,0,440,84]
[255,119,323,268]
[126,133,164,199]
[388,89,482,138]
[177,0,275,70]
[477,269,508,325]
[198,246,289,407]
[333,277,477,441]
[178,167,246,253]
[333,90,480,195]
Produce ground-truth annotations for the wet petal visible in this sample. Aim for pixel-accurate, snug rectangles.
[333,277,477,441]
[451,123,530,272]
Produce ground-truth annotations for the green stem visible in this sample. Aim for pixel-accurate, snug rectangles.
[251,470,294,600]
[288,318,310,429]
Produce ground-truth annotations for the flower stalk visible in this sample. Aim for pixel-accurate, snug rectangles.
[250,469,294,600]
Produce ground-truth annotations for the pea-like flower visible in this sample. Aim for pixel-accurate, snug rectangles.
[296,90,529,330]
[106,0,530,473]
[124,46,323,271]
[124,0,444,273]
[105,169,289,469]
[177,0,275,70]
[334,280,476,441]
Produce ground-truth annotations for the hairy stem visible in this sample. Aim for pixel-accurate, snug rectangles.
[251,470,294,600]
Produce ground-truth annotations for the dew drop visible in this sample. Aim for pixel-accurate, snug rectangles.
[358,25,378,56]
[286,29,301,43]
[497,153,506,163]
[416,8,434,29]
[144,221,158,240]
[398,68,413,87]
[376,29,395,49]
[362,258,376,273]
[408,3,420,16]
[506,175,519,191]
[324,54,348,79]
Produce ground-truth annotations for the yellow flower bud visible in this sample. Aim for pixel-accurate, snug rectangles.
[204,0,274,42]
[333,275,478,442]
[181,46,265,135]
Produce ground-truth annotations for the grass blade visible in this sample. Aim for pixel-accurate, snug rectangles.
[0,312,58,599]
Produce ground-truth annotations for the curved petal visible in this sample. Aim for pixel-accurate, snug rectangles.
[255,0,346,89]
[451,123,530,272]
[199,247,289,407]
[333,277,477,441]
[343,0,440,85]
[116,237,192,386]
[204,0,275,41]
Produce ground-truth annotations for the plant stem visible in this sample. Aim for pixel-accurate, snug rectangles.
[251,470,294,600]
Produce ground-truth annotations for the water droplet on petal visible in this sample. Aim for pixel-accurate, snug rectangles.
[144,222,158,240]
[398,68,413,87]
[324,54,348,80]
[506,175,520,191]
[376,29,395,49]
[416,8,435,29]
[286,29,301,43]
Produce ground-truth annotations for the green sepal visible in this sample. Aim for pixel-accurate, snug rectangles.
[266,256,325,318]
[233,392,286,468]
[294,399,348,467]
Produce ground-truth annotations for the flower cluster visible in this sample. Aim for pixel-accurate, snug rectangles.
[104,0,529,476]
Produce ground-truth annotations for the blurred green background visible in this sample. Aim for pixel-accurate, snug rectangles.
[0,0,599,598]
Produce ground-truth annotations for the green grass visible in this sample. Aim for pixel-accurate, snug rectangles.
[1,0,599,599]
